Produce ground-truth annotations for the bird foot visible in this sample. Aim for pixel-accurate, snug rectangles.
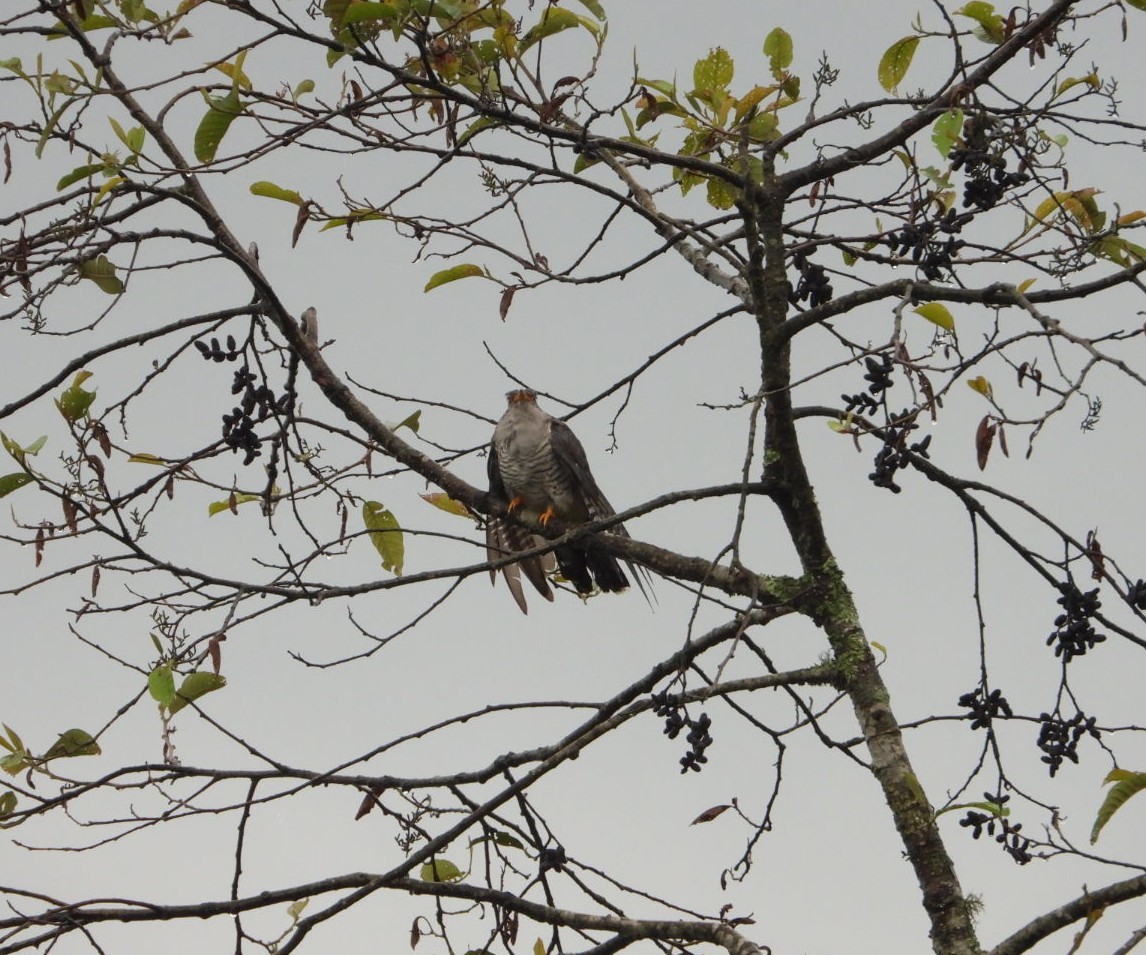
[507,496,523,514]
[538,505,556,525]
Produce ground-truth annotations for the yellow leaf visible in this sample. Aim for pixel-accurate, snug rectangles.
[913,302,955,331]
[967,376,993,399]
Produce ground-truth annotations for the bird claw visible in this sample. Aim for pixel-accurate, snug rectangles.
[538,506,555,525]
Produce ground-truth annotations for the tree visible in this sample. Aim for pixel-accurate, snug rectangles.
[1,0,1146,953]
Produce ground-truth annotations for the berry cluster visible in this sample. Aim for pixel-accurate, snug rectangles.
[220,366,289,466]
[1047,582,1106,662]
[949,118,1029,212]
[883,208,970,281]
[538,844,567,875]
[652,692,714,774]
[194,334,290,467]
[788,251,834,308]
[841,352,894,417]
[957,686,1013,730]
[194,335,241,363]
[959,794,1032,865]
[1036,710,1100,777]
[869,414,931,494]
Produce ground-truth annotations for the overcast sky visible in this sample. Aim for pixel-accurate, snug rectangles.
[2,2,1146,953]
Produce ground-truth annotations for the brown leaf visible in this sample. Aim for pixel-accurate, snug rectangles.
[34,525,45,567]
[918,372,938,420]
[349,79,363,102]
[410,918,421,949]
[355,785,384,820]
[92,420,112,457]
[227,489,238,515]
[91,565,100,597]
[690,804,732,825]
[975,415,996,471]
[62,497,79,534]
[85,454,104,480]
[997,422,1009,458]
[165,475,175,499]
[1086,530,1105,580]
[14,233,30,294]
[208,632,226,674]
[292,200,313,249]
[499,285,517,321]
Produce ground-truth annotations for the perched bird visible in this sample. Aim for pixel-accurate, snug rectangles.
[486,389,652,613]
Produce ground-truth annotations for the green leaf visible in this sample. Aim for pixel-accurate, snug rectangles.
[573,0,605,18]
[109,116,145,154]
[1053,74,1100,99]
[57,371,97,423]
[148,663,177,708]
[878,36,919,93]
[693,47,734,95]
[193,87,244,164]
[469,831,525,851]
[56,162,106,192]
[208,492,261,516]
[128,452,169,465]
[420,492,473,518]
[77,255,124,295]
[169,671,227,715]
[931,108,963,158]
[1091,769,1146,843]
[706,175,738,210]
[388,410,421,434]
[762,27,793,77]
[342,1,399,26]
[1125,0,1146,10]
[956,2,1005,43]
[293,79,315,100]
[520,7,596,53]
[424,263,486,292]
[420,858,465,882]
[42,728,101,761]
[457,116,499,147]
[0,752,29,776]
[0,790,16,818]
[0,724,25,754]
[250,180,304,205]
[913,302,955,331]
[363,501,404,575]
[0,473,34,498]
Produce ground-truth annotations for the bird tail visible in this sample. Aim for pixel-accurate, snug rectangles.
[486,518,555,613]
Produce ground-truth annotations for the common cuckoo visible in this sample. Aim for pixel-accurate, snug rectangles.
[486,390,652,612]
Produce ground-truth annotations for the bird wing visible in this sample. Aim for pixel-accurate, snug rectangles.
[547,418,617,520]
[548,418,656,606]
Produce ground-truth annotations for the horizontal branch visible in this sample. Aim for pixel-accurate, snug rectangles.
[989,872,1146,955]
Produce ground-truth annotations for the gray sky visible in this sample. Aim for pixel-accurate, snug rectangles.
[2,2,1146,953]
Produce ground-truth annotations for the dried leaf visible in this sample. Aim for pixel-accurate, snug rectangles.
[1086,530,1105,580]
[499,285,517,321]
[975,415,996,471]
[208,632,226,674]
[691,804,732,825]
